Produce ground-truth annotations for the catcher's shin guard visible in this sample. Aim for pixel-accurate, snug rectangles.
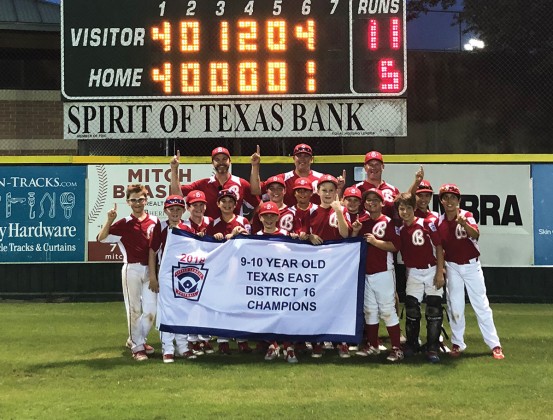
[404,295,421,350]
[425,295,444,353]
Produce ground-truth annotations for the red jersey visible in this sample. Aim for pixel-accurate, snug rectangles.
[289,203,318,234]
[180,174,260,219]
[415,208,439,223]
[357,213,400,275]
[150,220,192,263]
[102,214,159,264]
[344,208,369,224]
[398,217,441,269]
[262,170,323,206]
[251,205,296,234]
[179,216,212,234]
[206,215,251,237]
[309,206,347,241]
[355,180,400,224]
[437,210,480,264]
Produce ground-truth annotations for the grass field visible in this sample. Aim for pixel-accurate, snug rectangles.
[1,302,552,419]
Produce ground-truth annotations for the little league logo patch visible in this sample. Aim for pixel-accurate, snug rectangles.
[172,262,209,301]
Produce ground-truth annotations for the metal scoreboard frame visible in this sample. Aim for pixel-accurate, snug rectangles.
[61,0,407,138]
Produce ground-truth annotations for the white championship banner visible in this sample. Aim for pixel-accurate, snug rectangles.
[157,230,367,343]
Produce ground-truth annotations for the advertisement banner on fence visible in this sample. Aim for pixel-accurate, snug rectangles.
[87,163,213,262]
[64,99,407,139]
[0,166,86,263]
[157,230,366,342]
[354,164,533,266]
[532,164,553,265]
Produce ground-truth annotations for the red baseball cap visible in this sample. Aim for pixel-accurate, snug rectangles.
[439,184,461,199]
[416,180,434,194]
[344,186,362,200]
[318,174,338,187]
[293,143,313,156]
[258,201,280,215]
[217,189,238,202]
[363,188,384,202]
[164,195,186,208]
[266,175,286,188]
[186,190,207,205]
[293,177,313,191]
[211,147,231,159]
[364,150,383,164]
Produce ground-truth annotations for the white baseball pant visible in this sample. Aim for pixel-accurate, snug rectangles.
[364,269,399,326]
[122,263,157,352]
[406,266,443,301]
[445,259,501,351]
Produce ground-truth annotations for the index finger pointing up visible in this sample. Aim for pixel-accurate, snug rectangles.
[256,144,260,155]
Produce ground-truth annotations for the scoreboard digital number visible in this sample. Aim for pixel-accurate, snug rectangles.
[62,0,406,99]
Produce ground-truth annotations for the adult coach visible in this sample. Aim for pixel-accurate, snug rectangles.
[250,144,345,206]
[170,148,259,219]
[354,150,400,224]
[437,184,504,360]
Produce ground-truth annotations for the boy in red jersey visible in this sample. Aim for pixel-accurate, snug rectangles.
[436,184,504,360]
[289,177,317,240]
[352,188,403,362]
[178,190,215,355]
[170,147,259,219]
[342,186,368,223]
[205,189,253,354]
[206,189,251,241]
[250,176,296,236]
[97,184,160,362]
[254,202,299,364]
[149,195,198,363]
[395,192,444,363]
[307,174,351,358]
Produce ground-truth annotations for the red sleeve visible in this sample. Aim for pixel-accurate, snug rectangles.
[108,218,127,236]
[149,221,162,251]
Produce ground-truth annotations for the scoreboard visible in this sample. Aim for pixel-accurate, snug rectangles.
[62,0,406,100]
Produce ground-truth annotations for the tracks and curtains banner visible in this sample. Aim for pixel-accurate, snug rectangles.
[158,230,367,343]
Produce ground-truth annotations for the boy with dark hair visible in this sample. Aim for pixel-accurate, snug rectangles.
[97,184,159,361]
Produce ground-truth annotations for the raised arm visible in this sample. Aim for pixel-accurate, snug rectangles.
[170,150,182,195]
[250,144,262,195]
[97,203,117,241]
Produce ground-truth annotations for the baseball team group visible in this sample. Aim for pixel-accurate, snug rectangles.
[97,143,504,364]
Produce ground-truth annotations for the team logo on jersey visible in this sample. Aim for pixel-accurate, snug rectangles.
[172,262,209,301]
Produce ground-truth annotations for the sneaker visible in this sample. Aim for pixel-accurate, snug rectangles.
[190,342,205,356]
[450,344,462,357]
[378,344,388,352]
[132,350,148,361]
[237,341,253,353]
[144,343,155,355]
[264,343,280,361]
[202,341,215,354]
[426,351,440,364]
[355,345,380,357]
[492,346,505,360]
[305,342,313,351]
[163,354,175,364]
[348,345,359,352]
[311,343,324,358]
[323,341,334,350]
[285,347,298,364]
[338,343,350,358]
[386,347,404,362]
[218,342,232,355]
[181,350,197,360]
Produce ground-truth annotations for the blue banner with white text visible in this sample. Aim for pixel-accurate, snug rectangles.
[0,166,86,263]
